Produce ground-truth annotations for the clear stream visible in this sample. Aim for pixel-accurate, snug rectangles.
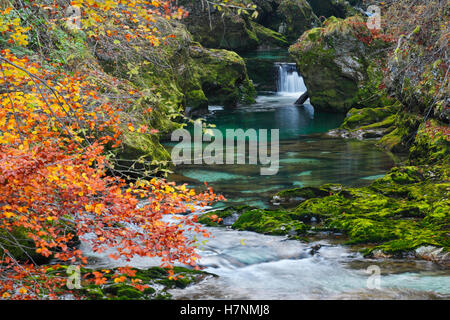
[86,52,450,299]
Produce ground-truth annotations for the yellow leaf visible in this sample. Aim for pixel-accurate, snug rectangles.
[4,211,15,218]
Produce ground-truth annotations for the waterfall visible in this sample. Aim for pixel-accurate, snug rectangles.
[275,63,306,94]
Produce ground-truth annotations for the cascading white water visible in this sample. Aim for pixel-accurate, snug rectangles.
[276,62,307,94]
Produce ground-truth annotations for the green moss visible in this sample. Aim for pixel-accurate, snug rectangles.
[198,206,254,227]
[341,106,397,130]
[232,208,309,236]
[409,120,450,165]
[289,16,389,113]
[277,0,319,42]
[43,265,210,300]
[185,89,209,113]
[250,21,289,48]
[293,164,449,254]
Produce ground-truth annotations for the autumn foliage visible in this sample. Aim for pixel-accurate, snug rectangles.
[0,1,225,300]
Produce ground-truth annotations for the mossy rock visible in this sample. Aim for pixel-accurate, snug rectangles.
[274,186,334,208]
[409,120,450,165]
[308,0,358,18]
[289,16,389,113]
[198,205,255,227]
[232,208,310,236]
[291,164,449,255]
[0,227,50,265]
[178,0,259,51]
[250,21,289,49]
[44,265,211,300]
[277,0,320,42]
[340,106,398,130]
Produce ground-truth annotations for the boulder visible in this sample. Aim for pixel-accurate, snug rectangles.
[295,91,309,105]
[91,18,256,171]
[289,16,386,113]
[180,0,259,52]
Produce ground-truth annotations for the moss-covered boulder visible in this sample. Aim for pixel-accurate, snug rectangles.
[0,227,50,265]
[232,207,310,236]
[250,21,289,49]
[199,206,309,237]
[97,19,255,115]
[292,165,450,257]
[289,16,387,113]
[199,165,449,263]
[409,120,450,165]
[185,45,257,111]
[277,0,320,42]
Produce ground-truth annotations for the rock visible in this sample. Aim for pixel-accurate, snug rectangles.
[244,56,281,92]
[180,1,259,52]
[274,186,331,208]
[250,21,289,50]
[309,244,322,255]
[185,45,257,112]
[96,19,255,116]
[276,0,320,42]
[289,16,388,113]
[385,17,449,123]
[0,228,52,265]
[371,249,392,259]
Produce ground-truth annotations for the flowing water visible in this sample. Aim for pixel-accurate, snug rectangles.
[276,62,306,93]
[86,52,450,299]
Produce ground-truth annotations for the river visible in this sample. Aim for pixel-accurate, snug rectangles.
[85,51,450,299]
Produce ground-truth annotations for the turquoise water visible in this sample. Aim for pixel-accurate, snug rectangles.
[166,93,396,208]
